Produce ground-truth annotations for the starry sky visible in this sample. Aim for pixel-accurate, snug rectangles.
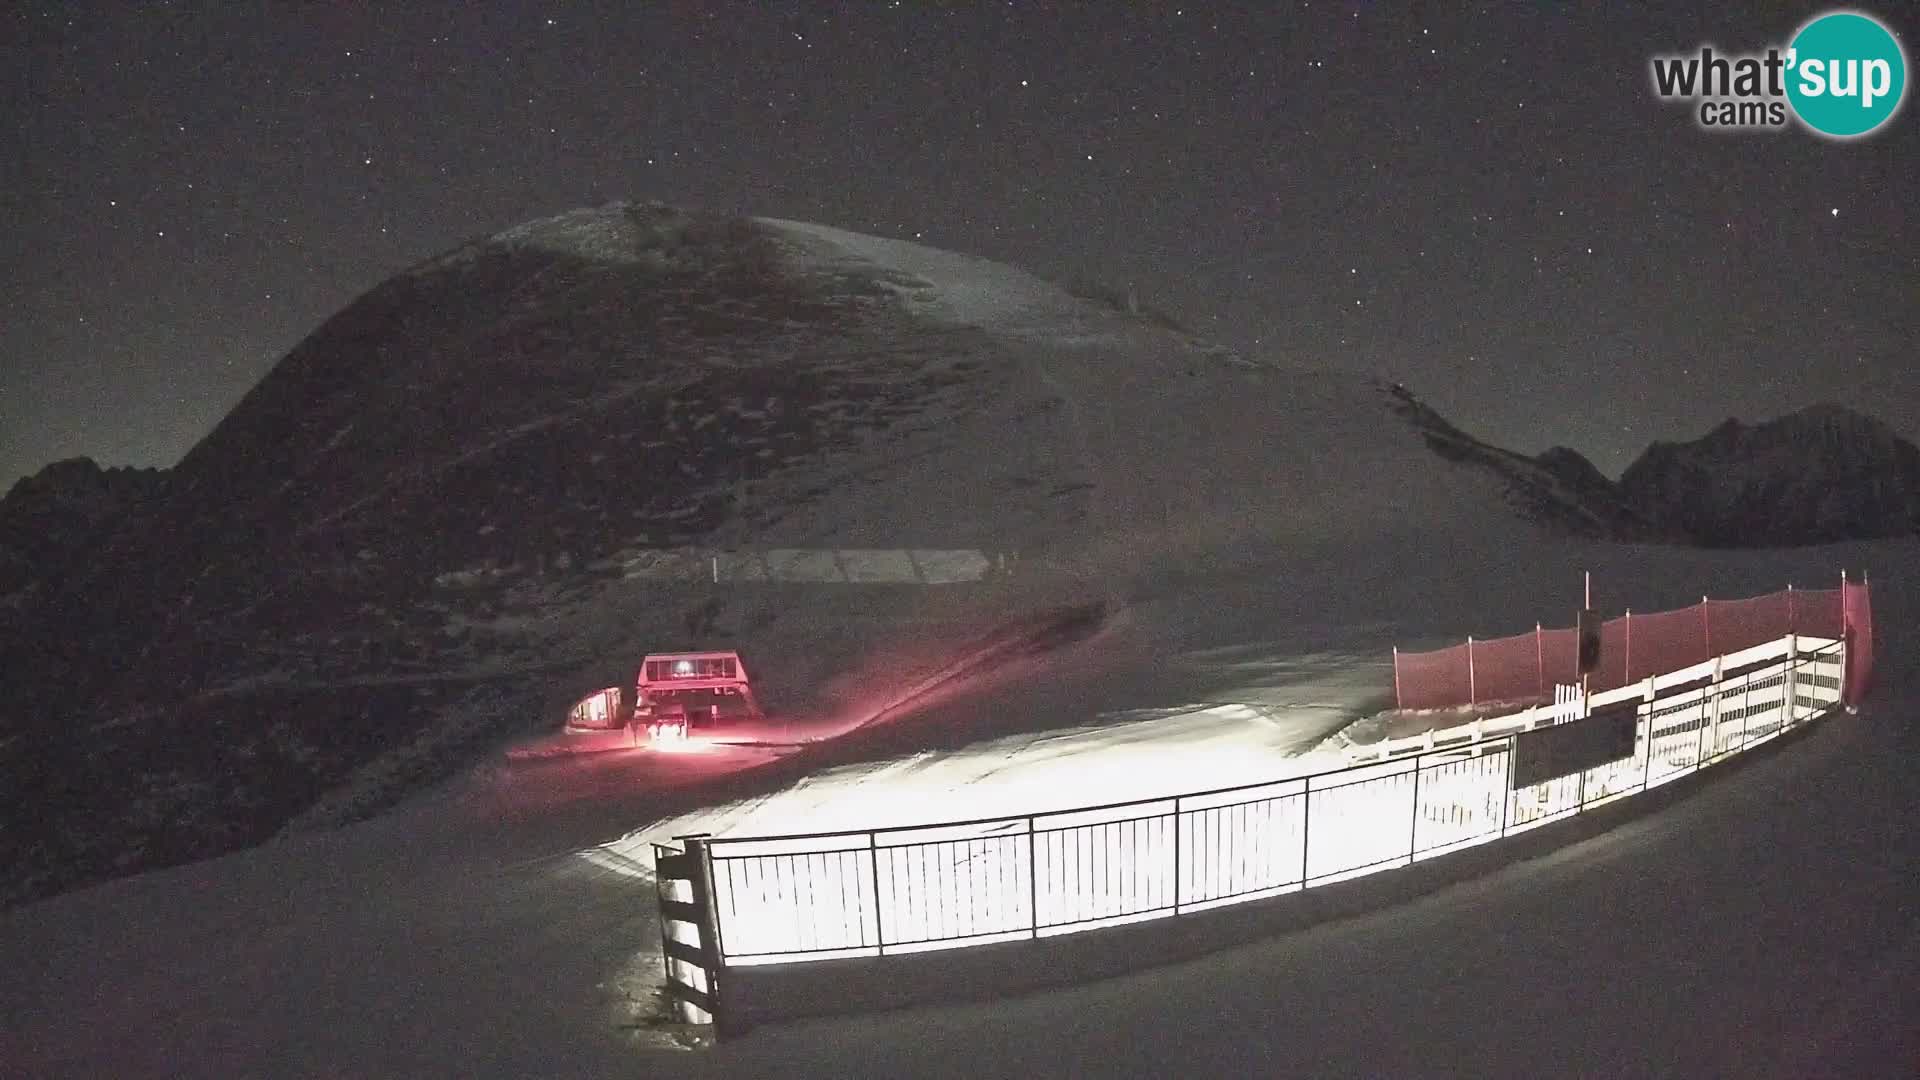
[5,1,1916,488]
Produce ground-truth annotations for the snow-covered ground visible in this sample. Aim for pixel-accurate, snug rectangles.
[699,691,1920,1079]
[3,542,1907,1077]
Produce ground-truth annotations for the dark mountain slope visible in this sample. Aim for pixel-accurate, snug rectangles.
[1621,403,1920,547]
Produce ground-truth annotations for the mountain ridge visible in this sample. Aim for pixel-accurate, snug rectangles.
[1619,402,1920,547]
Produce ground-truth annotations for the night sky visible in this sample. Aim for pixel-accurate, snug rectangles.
[6,2,1915,488]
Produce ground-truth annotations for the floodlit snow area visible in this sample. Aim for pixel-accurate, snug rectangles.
[645,633,1843,971]
[590,647,1387,850]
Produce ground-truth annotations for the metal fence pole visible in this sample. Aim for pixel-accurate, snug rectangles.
[1783,638,1799,727]
[1392,647,1402,710]
[1498,736,1514,837]
[1408,756,1423,861]
[1536,623,1544,696]
[1624,610,1633,685]
[867,837,885,952]
[1704,656,1720,763]
[697,840,726,966]
[1172,797,1183,912]
[1026,816,1040,939]
[1646,698,1661,790]
[1299,787,1313,886]
[1467,637,1477,705]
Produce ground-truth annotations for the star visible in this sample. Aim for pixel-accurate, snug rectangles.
[7,3,1916,513]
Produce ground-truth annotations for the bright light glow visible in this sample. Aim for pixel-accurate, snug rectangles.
[651,735,709,755]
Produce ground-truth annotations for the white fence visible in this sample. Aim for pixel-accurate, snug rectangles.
[662,634,1843,971]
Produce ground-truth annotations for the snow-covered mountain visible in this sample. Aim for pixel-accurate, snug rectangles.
[1620,404,1920,547]
[1390,391,1664,540]
[0,203,1649,906]
[1535,444,1621,500]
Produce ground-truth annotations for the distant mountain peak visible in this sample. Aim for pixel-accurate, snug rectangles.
[1534,445,1611,487]
[1384,388,1664,540]
[1788,400,1872,424]
[2,455,166,512]
[1621,405,1920,546]
[0,456,168,619]
[1698,417,1748,445]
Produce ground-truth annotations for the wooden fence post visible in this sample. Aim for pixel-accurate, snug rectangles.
[655,837,728,1034]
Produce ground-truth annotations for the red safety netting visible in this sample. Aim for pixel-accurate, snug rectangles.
[1538,626,1579,689]
[1622,606,1714,685]
[1794,588,1844,639]
[1844,579,1874,703]
[1394,642,1471,710]
[1468,630,1547,705]
[1705,592,1791,657]
[1393,580,1874,710]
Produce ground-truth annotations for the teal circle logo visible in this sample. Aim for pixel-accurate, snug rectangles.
[1786,11,1907,137]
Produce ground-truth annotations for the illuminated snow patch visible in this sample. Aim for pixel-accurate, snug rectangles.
[665,637,1844,966]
